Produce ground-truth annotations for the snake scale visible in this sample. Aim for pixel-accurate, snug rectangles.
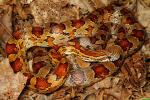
[5,5,146,93]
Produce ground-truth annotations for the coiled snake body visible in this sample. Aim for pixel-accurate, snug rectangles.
[5,5,146,93]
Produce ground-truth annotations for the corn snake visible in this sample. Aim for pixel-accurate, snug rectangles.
[5,5,146,93]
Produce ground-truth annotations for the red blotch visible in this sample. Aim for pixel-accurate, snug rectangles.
[32,61,46,73]
[36,77,49,90]
[132,29,144,40]
[92,64,109,78]
[32,27,43,37]
[10,58,23,73]
[72,19,85,28]
[118,38,133,51]
[6,43,18,55]
[13,31,22,40]
[54,63,68,78]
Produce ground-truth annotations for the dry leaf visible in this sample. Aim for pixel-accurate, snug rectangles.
[0,59,27,100]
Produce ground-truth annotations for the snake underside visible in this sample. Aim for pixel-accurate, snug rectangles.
[5,5,146,93]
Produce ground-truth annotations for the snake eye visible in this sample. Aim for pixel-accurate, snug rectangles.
[92,64,109,78]
[5,43,18,55]
[32,26,43,37]
[10,58,23,73]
